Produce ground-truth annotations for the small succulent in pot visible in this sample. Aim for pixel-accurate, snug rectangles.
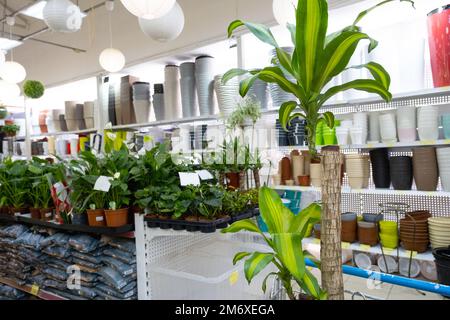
[23,80,45,99]
[1,124,20,137]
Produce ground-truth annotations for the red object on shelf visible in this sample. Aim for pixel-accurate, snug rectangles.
[428,5,450,87]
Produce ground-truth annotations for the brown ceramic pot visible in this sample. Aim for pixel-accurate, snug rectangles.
[30,208,41,220]
[87,209,106,227]
[358,226,379,246]
[413,147,439,191]
[226,172,240,189]
[280,157,292,185]
[298,175,311,187]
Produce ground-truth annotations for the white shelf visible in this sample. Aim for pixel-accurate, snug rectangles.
[274,185,450,198]
[110,115,220,131]
[302,237,434,262]
[30,129,97,138]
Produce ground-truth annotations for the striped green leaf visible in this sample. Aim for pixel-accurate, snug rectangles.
[296,0,328,92]
[244,252,274,283]
[279,101,298,131]
[319,79,392,106]
[228,19,278,48]
[222,68,249,84]
[353,0,415,27]
[299,268,327,300]
[262,272,278,293]
[233,252,251,265]
[239,74,260,97]
[276,48,296,78]
[322,111,335,129]
[287,23,296,46]
[272,233,305,282]
[346,62,391,89]
[315,30,372,91]
[288,203,321,237]
[221,219,262,235]
[257,67,305,101]
[258,186,294,234]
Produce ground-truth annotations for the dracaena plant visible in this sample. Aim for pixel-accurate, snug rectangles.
[223,0,414,159]
[222,186,324,300]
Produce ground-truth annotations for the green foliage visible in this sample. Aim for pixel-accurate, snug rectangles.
[222,186,325,300]
[23,80,45,99]
[1,124,20,135]
[223,0,414,158]
[227,95,262,129]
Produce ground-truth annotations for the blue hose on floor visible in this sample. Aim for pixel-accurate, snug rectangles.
[305,258,450,296]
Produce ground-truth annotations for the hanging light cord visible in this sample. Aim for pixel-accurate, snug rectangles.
[108,9,113,48]
[9,24,13,62]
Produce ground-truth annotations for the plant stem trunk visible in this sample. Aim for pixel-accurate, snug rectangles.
[253,168,261,188]
[320,148,344,300]
[239,171,246,190]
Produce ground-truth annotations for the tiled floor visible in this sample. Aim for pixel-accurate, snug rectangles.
[308,268,447,300]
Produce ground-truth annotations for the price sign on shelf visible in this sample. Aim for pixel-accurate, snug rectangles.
[342,242,350,249]
[30,284,40,296]
[229,271,239,286]
[359,244,371,251]
[405,250,418,257]
[383,247,394,255]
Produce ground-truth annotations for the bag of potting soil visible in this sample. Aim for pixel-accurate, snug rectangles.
[69,286,97,299]
[0,224,29,238]
[124,272,137,282]
[0,284,26,299]
[43,245,72,259]
[80,271,98,283]
[46,288,88,301]
[97,267,128,290]
[95,283,136,299]
[40,233,70,248]
[71,257,99,272]
[68,234,100,253]
[104,238,136,255]
[47,258,73,272]
[29,273,47,287]
[101,256,135,277]
[42,267,68,281]
[43,279,68,291]
[15,232,46,250]
[103,248,136,264]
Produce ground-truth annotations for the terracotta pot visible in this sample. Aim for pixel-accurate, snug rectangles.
[9,207,28,216]
[413,147,439,191]
[342,230,357,243]
[105,208,129,227]
[292,155,305,183]
[402,240,430,253]
[87,209,106,227]
[30,208,41,220]
[40,208,53,221]
[298,175,311,187]
[0,206,9,215]
[358,225,379,246]
[342,219,357,232]
[280,157,292,185]
[226,172,240,189]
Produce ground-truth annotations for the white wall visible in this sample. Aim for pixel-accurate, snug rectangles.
[12,0,274,87]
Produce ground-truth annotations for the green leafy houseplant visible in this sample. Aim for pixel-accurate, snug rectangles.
[1,124,20,137]
[23,80,45,99]
[0,159,30,212]
[222,186,324,300]
[227,95,262,129]
[223,0,414,159]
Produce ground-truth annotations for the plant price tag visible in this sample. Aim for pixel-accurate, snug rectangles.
[359,244,371,251]
[179,172,201,186]
[30,285,40,296]
[342,242,350,249]
[94,176,112,192]
[229,271,239,286]
[196,170,214,180]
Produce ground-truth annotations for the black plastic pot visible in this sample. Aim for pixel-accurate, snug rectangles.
[390,156,413,190]
[433,247,450,286]
[71,212,88,225]
[370,148,391,188]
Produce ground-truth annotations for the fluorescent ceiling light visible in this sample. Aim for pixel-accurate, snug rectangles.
[21,0,88,20]
[0,38,23,51]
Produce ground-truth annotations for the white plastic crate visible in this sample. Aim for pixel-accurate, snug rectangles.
[148,239,276,300]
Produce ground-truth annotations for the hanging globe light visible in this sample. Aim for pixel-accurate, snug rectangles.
[273,0,297,27]
[99,48,125,73]
[0,61,26,84]
[120,0,176,20]
[138,2,184,42]
[43,0,84,33]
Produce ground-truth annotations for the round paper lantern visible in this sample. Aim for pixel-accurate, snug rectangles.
[43,0,83,33]
[138,2,184,42]
[121,0,176,19]
[273,0,297,27]
[0,61,26,84]
[99,48,126,73]
[0,80,21,99]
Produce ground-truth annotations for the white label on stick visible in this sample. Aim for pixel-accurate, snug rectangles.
[195,170,214,180]
[94,176,112,192]
[179,172,201,186]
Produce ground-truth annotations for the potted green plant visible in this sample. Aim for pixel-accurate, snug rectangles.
[227,95,262,129]
[0,159,30,215]
[222,186,324,300]
[1,124,20,137]
[197,185,224,222]
[223,0,413,299]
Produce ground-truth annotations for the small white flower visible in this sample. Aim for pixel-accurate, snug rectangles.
[113,172,120,179]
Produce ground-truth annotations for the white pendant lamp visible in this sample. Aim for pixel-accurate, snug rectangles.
[0,80,20,98]
[121,0,176,19]
[99,48,125,73]
[99,1,125,73]
[273,0,297,27]
[0,61,26,84]
[43,0,83,33]
[138,2,184,42]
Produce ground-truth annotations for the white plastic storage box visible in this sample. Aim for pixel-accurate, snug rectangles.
[148,239,276,300]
